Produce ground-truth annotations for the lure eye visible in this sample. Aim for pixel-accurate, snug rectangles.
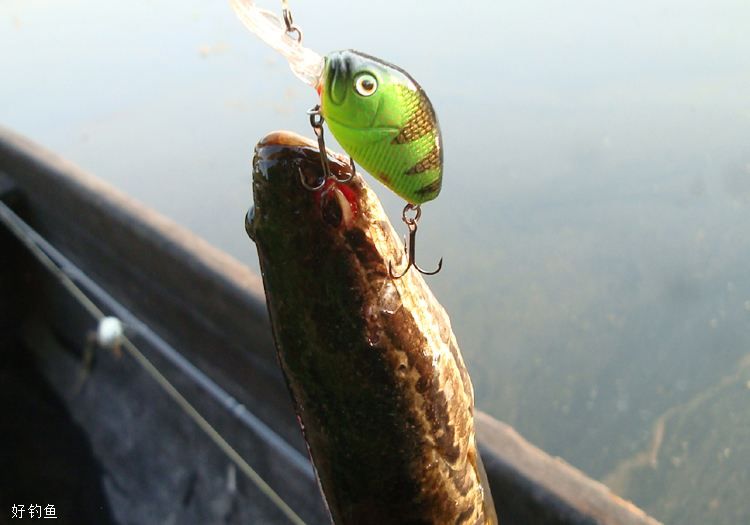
[354,74,378,97]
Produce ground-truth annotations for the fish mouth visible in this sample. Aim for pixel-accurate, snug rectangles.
[250,131,360,234]
[254,131,352,179]
[255,130,315,150]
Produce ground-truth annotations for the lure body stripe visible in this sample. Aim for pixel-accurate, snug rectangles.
[320,50,443,204]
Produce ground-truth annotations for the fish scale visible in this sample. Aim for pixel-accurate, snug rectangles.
[345,135,439,202]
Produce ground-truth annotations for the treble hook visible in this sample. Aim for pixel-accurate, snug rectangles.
[389,204,443,279]
[301,105,356,191]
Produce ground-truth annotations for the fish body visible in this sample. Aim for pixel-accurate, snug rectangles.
[247,131,495,525]
[320,50,443,204]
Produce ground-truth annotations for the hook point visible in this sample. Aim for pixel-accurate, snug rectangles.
[388,204,443,279]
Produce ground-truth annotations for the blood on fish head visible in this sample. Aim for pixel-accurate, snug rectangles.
[249,131,361,247]
[315,178,358,229]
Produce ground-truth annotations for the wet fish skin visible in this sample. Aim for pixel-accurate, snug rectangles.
[248,131,497,525]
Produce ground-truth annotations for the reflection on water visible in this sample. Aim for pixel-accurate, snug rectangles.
[3,1,750,522]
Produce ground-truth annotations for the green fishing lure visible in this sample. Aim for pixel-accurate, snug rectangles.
[231,0,444,275]
[230,0,443,205]
[320,50,442,204]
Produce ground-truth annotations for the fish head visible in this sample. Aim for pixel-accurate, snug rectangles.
[320,50,414,134]
[248,131,363,250]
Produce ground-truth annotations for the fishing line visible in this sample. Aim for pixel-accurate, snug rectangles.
[0,201,307,525]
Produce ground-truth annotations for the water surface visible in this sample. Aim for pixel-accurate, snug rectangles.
[3,1,750,522]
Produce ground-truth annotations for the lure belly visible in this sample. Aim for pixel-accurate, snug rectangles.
[320,50,443,204]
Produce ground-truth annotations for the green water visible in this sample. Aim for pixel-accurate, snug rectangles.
[3,1,750,522]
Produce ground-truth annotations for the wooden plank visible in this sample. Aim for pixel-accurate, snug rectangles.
[476,413,662,525]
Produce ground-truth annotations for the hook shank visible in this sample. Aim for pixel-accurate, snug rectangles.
[300,105,356,191]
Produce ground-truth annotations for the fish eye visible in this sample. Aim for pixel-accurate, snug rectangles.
[354,73,378,97]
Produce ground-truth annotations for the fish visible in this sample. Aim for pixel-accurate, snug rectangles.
[230,1,443,204]
[246,130,496,525]
[320,50,443,204]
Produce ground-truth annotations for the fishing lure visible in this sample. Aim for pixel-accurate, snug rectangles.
[230,0,443,277]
